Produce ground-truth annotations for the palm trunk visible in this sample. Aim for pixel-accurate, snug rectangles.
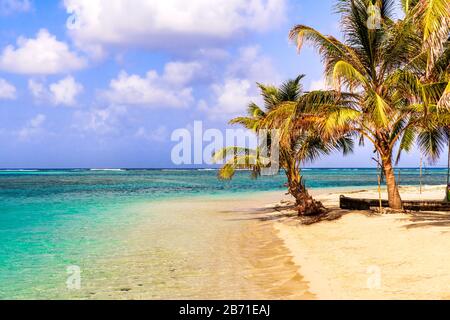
[446,141,450,202]
[382,156,403,210]
[285,161,326,216]
[285,159,301,204]
[295,186,327,216]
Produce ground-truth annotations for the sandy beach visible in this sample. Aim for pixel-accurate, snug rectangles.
[273,185,450,300]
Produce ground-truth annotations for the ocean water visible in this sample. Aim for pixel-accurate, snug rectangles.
[0,168,447,299]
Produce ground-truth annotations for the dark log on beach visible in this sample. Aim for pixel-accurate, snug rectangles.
[339,196,387,210]
[340,196,450,212]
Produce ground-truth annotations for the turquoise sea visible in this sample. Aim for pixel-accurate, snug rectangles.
[0,168,447,299]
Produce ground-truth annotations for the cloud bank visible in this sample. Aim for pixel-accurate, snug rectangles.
[0,29,87,75]
[64,0,286,55]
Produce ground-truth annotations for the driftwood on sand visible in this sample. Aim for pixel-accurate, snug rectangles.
[340,196,450,212]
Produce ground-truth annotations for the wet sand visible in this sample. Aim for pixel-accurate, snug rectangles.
[77,192,313,299]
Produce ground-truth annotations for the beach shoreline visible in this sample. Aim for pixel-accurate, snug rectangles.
[270,185,450,300]
[4,178,450,300]
[74,190,314,300]
[84,184,450,300]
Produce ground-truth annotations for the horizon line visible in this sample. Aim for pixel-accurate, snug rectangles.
[0,167,448,170]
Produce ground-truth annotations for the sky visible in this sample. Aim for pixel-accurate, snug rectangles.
[0,0,445,169]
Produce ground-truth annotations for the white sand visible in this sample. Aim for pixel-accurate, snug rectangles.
[274,185,450,299]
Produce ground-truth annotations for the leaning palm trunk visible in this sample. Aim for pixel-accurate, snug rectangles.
[285,162,326,216]
[447,139,450,202]
[381,155,403,210]
[215,76,353,218]
[293,180,327,216]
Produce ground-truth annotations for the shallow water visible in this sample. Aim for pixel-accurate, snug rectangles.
[0,168,446,299]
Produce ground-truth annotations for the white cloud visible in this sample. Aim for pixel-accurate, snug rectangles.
[198,79,258,121]
[28,79,46,100]
[73,105,127,135]
[28,76,83,106]
[199,45,279,120]
[0,29,87,75]
[0,0,31,15]
[49,76,83,106]
[195,48,230,61]
[64,0,286,54]
[226,46,279,84]
[29,113,45,127]
[135,126,168,142]
[102,61,202,108]
[309,78,331,91]
[76,60,204,136]
[0,78,16,100]
[17,114,45,141]
[162,61,203,86]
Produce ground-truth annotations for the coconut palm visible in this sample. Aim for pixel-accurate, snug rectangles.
[213,76,353,216]
[398,1,450,198]
[289,0,450,209]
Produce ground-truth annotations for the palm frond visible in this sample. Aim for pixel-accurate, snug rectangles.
[277,75,304,102]
[418,0,450,75]
[332,60,368,90]
[228,117,259,130]
[246,102,265,118]
[401,0,420,14]
[289,25,364,75]
[334,134,355,155]
[212,146,253,163]
[395,126,416,164]
[438,81,450,109]
[367,92,389,127]
[418,126,447,162]
[257,83,279,111]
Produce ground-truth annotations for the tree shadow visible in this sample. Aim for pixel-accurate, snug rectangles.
[219,203,298,222]
[404,212,450,229]
[222,202,364,225]
[221,201,450,229]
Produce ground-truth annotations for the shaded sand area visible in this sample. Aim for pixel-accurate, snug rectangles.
[75,192,313,300]
[275,185,450,300]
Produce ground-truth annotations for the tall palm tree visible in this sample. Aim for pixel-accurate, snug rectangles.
[289,0,450,209]
[399,1,450,199]
[213,76,353,215]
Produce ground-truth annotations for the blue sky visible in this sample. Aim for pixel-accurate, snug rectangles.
[0,0,444,168]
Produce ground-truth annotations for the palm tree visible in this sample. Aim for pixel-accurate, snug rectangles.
[289,0,450,209]
[400,1,450,199]
[213,76,353,216]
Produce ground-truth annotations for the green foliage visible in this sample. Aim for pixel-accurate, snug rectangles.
[212,75,353,182]
[289,0,450,164]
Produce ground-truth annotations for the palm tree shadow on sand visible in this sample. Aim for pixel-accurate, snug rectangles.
[404,212,450,229]
[221,203,450,229]
[218,203,359,225]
